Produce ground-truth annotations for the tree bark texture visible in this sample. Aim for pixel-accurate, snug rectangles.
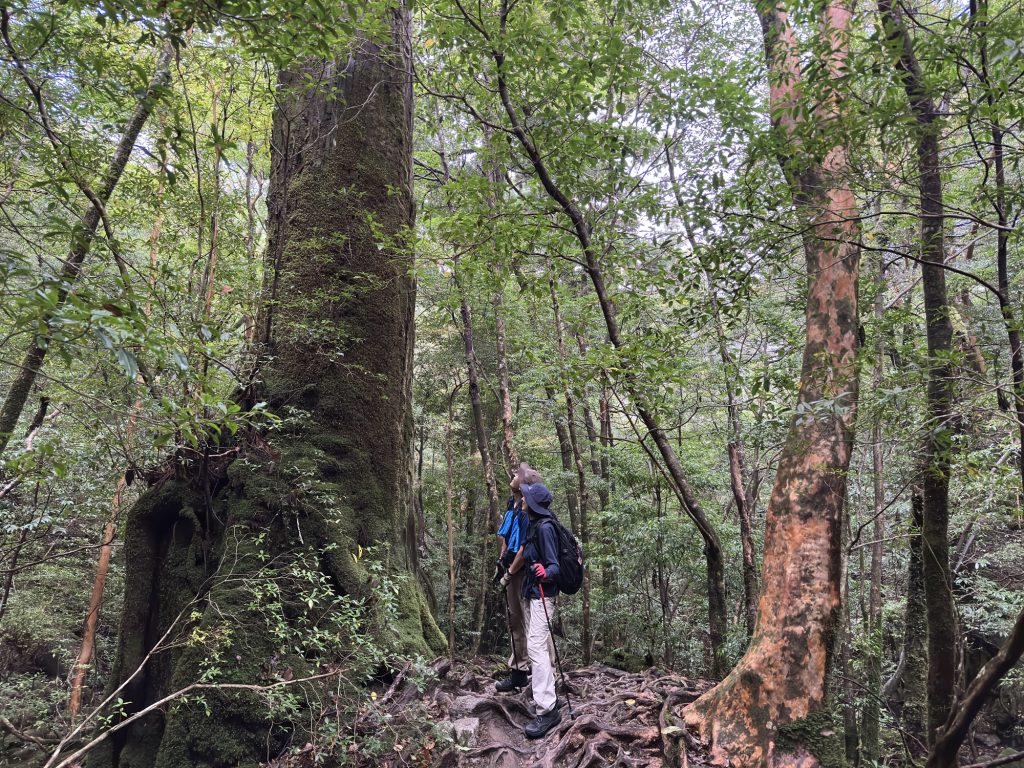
[877,0,958,744]
[444,396,458,658]
[88,9,444,768]
[683,3,861,765]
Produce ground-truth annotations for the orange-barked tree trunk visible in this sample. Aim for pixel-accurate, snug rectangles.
[682,2,862,765]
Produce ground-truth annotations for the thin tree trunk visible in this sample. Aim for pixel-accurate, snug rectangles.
[684,2,862,762]
[878,1,958,743]
[0,528,28,623]
[599,384,614,600]
[415,423,427,555]
[895,480,929,758]
[546,385,582,532]
[69,178,166,719]
[0,43,174,457]
[454,280,503,533]
[576,331,602,663]
[862,263,887,763]
[707,283,757,637]
[671,158,759,639]
[928,606,1024,768]
[68,521,117,717]
[970,0,1024,505]
[445,397,457,658]
[453,278,502,658]
[600,386,612,500]
[200,73,225,320]
[548,276,592,662]
[485,0,727,673]
[840,558,860,764]
[473,497,488,656]
[493,291,519,476]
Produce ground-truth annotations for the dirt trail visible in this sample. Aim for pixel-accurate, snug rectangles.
[366,658,713,768]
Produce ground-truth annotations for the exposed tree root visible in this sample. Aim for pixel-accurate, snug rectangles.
[352,658,713,768]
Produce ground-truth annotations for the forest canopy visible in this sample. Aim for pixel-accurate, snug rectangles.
[0,0,1023,767]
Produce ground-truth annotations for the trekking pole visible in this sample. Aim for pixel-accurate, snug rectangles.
[502,582,520,672]
[538,582,573,718]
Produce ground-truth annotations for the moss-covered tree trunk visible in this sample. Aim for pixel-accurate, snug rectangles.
[87,7,443,768]
[877,0,958,744]
[902,483,928,755]
[682,2,861,765]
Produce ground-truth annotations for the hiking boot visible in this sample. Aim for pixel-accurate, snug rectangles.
[524,706,562,739]
[495,669,529,693]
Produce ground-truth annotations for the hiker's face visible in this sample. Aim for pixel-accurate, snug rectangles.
[510,475,522,499]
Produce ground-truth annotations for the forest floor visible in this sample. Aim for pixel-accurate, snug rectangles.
[346,658,714,768]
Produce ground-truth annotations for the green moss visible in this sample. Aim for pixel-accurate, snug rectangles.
[775,707,847,768]
[95,31,440,765]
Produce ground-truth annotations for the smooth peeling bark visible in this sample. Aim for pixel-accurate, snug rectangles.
[683,207,859,764]
[683,2,861,764]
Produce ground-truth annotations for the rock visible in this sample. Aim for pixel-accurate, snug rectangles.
[450,694,488,717]
[453,717,480,747]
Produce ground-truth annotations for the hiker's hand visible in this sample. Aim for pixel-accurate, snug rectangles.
[499,572,512,588]
[492,561,506,585]
[532,563,547,580]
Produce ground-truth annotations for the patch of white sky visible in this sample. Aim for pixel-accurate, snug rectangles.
[605,0,773,303]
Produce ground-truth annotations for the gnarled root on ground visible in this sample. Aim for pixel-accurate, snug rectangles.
[379,659,713,768]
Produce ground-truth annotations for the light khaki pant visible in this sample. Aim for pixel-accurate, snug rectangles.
[505,569,529,671]
[525,595,558,714]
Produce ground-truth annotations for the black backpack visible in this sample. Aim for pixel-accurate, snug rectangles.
[540,516,585,595]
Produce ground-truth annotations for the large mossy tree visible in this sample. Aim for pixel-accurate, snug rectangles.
[87,4,444,767]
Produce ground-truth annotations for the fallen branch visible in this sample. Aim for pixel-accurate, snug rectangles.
[0,716,59,747]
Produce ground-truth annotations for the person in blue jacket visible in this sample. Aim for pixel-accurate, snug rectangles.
[493,464,540,692]
[518,480,562,738]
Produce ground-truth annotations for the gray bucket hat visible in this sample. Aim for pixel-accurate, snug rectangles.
[521,482,553,517]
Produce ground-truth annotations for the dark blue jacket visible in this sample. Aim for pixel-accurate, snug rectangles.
[521,516,560,600]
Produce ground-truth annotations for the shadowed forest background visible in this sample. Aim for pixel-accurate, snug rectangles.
[0,0,1023,766]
